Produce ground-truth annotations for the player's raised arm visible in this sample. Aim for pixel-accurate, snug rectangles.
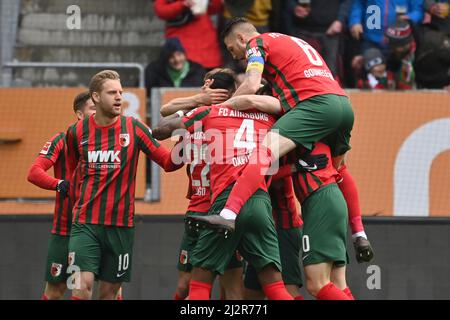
[223,95,282,115]
[160,88,229,117]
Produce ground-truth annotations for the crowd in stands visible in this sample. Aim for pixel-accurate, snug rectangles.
[147,0,450,92]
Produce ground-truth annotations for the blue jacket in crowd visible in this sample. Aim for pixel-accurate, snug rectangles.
[348,0,424,49]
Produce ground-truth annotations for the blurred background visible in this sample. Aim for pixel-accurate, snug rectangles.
[0,0,449,299]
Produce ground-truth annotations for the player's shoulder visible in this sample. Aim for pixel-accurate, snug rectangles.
[185,105,212,117]
[46,131,66,145]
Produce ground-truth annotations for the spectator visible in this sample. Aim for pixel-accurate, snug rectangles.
[145,37,206,96]
[154,0,223,70]
[424,0,449,35]
[220,1,278,70]
[349,0,424,52]
[357,48,395,89]
[386,20,416,89]
[348,0,423,83]
[144,37,206,192]
[414,25,450,88]
[288,0,352,79]
[222,0,274,33]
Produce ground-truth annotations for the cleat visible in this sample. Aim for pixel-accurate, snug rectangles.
[186,214,235,235]
[354,237,374,263]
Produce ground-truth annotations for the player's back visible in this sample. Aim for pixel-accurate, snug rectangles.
[183,105,276,202]
[247,32,346,109]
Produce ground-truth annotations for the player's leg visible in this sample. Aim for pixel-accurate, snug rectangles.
[42,234,70,299]
[219,95,346,221]
[237,190,293,300]
[98,280,122,300]
[175,271,191,300]
[277,227,304,299]
[243,262,266,299]
[96,225,135,300]
[301,183,350,300]
[331,265,355,299]
[115,286,123,300]
[43,282,67,300]
[175,211,207,299]
[188,187,244,300]
[326,95,374,263]
[68,223,102,300]
[219,258,244,300]
[71,272,96,300]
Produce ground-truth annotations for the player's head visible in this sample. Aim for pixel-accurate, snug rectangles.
[89,70,123,118]
[222,17,259,60]
[73,91,96,120]
[204,68,237,98]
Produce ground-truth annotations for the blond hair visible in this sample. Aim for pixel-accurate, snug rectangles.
[89,70,120,99]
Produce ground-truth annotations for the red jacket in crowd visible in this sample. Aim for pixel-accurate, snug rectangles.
[154,0,223,69]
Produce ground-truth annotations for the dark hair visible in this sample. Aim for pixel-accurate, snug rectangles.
[204,68,236,92]
[220,17,251,39]
[73,91,92,113]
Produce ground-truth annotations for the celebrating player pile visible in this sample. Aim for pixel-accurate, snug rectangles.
[184,17,374,299]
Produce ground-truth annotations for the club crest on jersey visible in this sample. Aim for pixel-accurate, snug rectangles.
[68,252,75,266]
[246,46,261,58]
[119,133,130,147]
[39,141,52,155]
[180,250,188,265]
[51,263,62,277]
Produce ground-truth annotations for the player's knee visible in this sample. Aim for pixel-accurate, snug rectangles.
[45,282,66,299]
[176,282,189,298]
[305,279,327,297]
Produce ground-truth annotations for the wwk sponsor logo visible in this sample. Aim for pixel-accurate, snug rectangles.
[87,150,121,169]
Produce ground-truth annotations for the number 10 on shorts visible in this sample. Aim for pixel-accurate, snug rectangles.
[118,253,129,272]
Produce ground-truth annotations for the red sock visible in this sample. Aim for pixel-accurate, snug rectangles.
[294,295,305,300]
[189,280,212,300]
[316,282,350,300]
[116,295,123,300]
[173,293,185,300]
[337,165,364,234]
[343,287,355,300]
[41,294,49,300]
[224,146,273,214]
[262,281,294,300]
[70,296,85,300]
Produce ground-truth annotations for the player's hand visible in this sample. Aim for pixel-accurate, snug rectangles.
[204,88,230,105]
[326,20,343,36]
[354,237,374,263]
[295,153,328,172]
[56,180,70,199]
[350,24,363,40]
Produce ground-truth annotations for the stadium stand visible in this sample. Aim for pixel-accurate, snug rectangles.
[8,0,165,87]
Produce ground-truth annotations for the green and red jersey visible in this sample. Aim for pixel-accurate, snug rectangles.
[31,133,72,235]
[183,130,211,213]
[269,156,303,230]
[245,32,346,112]
[290,142,339,204]
[66,115,178,227]
[182,105,276,203]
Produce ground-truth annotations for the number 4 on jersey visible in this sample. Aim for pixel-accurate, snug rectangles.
[234,119,256,152]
